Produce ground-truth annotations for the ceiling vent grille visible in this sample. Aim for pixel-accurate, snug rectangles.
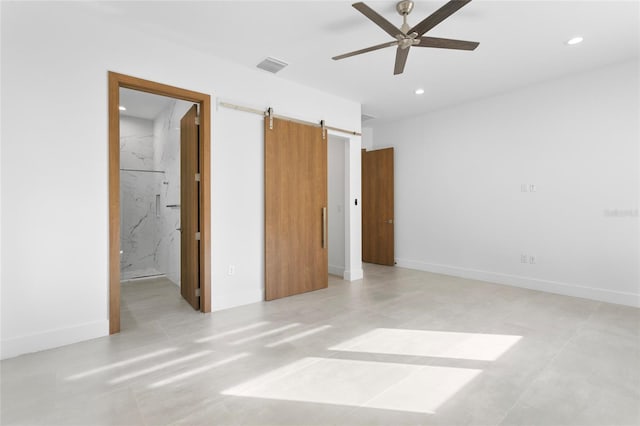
[361,113,376,122]
[256,57,288,74]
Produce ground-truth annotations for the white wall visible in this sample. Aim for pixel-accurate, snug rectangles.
[362,127,374,151]
[341,131,364,282]
[328,136,346,276]
[0,3,361,359]
[210,108,265,310]
[371,60,639,307]
[0,2,4,355]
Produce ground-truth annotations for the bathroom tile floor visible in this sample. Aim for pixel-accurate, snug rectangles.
[2,265,639,425]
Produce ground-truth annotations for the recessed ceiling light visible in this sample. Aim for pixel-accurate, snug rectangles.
[119,105,126,111]
[566,36,583,45]
[415,88,425,95]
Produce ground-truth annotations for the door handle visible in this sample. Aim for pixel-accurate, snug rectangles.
[322,207,327,249]
[386,219,393,224]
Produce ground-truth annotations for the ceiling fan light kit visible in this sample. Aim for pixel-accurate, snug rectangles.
[332,0,479,75]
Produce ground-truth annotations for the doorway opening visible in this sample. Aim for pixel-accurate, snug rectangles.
[109,72,211,334]
[328,134,349,277]
[118,89,198,329]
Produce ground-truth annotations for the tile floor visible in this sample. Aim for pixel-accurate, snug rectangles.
[1,265,639,425]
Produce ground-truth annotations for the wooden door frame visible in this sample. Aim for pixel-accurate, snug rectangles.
[108,71,211,334]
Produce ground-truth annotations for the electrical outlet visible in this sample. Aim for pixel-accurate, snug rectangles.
[520,254,528,263]
[529,256,537,264]
[529,184,537,192]
[228,265,235,276]
[521,184,528,193]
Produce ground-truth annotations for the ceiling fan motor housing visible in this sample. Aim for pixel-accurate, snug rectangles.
[396,0,414,16]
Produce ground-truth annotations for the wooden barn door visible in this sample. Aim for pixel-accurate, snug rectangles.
[265,117,328,300]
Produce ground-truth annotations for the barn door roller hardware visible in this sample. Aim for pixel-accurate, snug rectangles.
[218,101,361,136]
[266,107,274,130]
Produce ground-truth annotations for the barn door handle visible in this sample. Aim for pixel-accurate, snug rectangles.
[322,207,327,249]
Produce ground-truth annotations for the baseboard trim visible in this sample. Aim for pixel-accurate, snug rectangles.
[395,258,640,308]
[344,268,364,281]
[212,288,263,312]
[329,264,345,277]
[1,319,109,360]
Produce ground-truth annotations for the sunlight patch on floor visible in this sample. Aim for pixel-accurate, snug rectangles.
[222,357,481,414]
[329,328,522,361]
[109,350,212,384]
[362,364,481,413]
[65,347,178,381]
[148,353,250,388]
[195,321,270,343]
[265,325,333,348]
[231,323,301,345]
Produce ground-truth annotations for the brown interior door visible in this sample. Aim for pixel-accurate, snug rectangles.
[265,117,328,301]
[180,105,200,309]
[362,147,395,266]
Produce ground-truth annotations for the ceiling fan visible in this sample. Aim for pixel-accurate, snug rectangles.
[332,0,479,75]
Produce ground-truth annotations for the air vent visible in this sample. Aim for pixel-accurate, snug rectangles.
[256,57,288,74]
[361,113,376,122]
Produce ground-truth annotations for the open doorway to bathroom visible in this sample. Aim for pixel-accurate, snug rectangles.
[119,88,189,282]
[118,89,197,330]
[109,72,211,334]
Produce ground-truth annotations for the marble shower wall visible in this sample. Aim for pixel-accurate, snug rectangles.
[153,99,195,287]
[120,116,162,280]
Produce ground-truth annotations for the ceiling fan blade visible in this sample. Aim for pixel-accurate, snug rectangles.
[353,2,403,38]
[409,0,472,37]
[332,41,398,60]
[394,46,410,75]
[416,36,479,50]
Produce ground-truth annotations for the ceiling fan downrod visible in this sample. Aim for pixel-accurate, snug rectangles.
[396,0,414,34]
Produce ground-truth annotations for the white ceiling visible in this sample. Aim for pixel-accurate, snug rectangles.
[93,1,639,122]
[119,88,176,120]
